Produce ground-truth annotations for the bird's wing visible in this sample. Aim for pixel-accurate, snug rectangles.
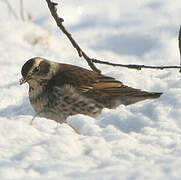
[49,63,123,95]
[49,63,162,106]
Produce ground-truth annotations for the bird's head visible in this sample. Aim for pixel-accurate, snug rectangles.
[19,57,54,85]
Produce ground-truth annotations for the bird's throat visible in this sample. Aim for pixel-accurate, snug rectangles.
[28,80,46,100]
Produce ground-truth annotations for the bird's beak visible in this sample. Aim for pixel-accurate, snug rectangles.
[19,77,27,85]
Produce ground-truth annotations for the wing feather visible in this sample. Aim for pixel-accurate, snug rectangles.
[48,63,162,106]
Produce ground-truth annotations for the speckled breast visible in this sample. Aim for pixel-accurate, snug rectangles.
[29,84,104,123]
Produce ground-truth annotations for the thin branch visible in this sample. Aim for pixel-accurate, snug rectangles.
[2,0,18,19]
[45,0,181,72]
[45,0,101,73]
[20,0,25,21]
[91,59,181,70]
[179,26,181,72]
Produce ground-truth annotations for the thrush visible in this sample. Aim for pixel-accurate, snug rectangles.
[20,57,162,134]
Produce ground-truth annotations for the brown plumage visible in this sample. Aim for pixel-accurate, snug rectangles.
[20,57,162,133]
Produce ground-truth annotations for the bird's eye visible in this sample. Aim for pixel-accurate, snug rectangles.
[33,66,40,73]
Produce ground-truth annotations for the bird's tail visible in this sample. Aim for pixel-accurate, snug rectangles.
[116,87,162,106]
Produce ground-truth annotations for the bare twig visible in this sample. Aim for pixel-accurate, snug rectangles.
[20,0,25,21]
[46,0,101,73]
[45,0,181,73]
[179,26,181,72]
[91,59,181,70]
[2,0,18,19]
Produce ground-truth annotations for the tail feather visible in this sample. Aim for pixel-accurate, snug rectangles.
[116,89,162,106]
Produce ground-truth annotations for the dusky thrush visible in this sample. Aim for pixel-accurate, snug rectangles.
[20,57,162,134]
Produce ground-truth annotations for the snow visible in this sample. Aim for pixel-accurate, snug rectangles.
[0,0,181,179]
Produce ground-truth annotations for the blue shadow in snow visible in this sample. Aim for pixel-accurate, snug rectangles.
[0,98,34,118]
[68,12,179,58]
[91,34,161,58]
[97,110,149,133]
[144,1,163,9]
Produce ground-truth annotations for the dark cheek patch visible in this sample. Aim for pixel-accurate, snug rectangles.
[21,59,34,77]
[39,61,50,75]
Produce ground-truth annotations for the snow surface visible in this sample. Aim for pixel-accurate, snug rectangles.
[0,0,181,179]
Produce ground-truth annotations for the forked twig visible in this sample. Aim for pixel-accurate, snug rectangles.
[45,0,181,73]
[46,0,101,73]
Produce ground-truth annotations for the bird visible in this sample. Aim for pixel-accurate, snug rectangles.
[20,57,162,134]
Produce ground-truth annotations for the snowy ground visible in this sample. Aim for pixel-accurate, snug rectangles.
[0,0,181,179]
